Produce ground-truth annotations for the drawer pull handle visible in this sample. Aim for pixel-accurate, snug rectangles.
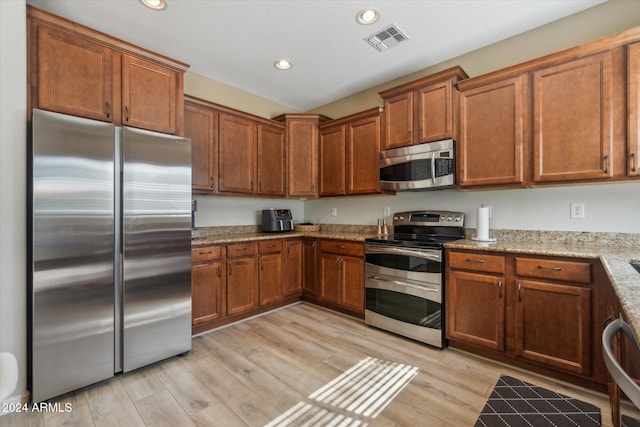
[517,283,522,302]
[105,102,111,118]
[466,258,485,263]
[337,245,346,249]
[603,315,614,329]
[498,280,502,298]
[217,265,222,278]
[198,251,213,255]
[125,106,130,122]
[537,266,562,271]
[632,153,638,173]
[604,154,610,175]
[236,247,247,252]
[268,244,276,248]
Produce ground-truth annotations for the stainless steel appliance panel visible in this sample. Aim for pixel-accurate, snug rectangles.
[122,127,192,372]
[31,109,116,402]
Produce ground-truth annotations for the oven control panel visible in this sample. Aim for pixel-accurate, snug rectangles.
[392,210,465,227]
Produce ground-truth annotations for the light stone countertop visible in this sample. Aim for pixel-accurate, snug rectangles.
[445,231,640,341]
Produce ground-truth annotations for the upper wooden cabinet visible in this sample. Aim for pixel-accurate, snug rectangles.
[185,99,217,192]
[379,66,468,150]
[533,53,614,182]
[186,97,285,196]
[319,108,381,196]
[273,114,331,198]
[257,124,286,196]
[219,113,256,194]
[629,42,640,177]
[28,6,187,135]
[458,76,526,187]
[457,27,640,189]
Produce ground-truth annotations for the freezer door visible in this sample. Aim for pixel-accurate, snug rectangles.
[122,127,192,372]
[31,109,115,402]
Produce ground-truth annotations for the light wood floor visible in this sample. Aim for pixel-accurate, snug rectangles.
[1,302,631,427]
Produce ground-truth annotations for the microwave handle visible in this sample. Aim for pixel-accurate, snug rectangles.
[431,153,436,186]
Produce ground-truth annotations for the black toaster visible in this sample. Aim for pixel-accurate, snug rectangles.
[261,209,294,232]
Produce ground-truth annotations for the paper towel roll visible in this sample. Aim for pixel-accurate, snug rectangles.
[476,206,490,240]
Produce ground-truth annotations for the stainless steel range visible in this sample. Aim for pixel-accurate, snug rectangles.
[364,210,465,348]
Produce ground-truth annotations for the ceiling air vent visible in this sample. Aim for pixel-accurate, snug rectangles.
[364,24,409,52]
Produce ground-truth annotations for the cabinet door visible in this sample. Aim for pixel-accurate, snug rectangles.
[257,124,285,196]
[185,103,217,191]
[458,76,524,187]
[302,240,318,297]
[347,115,380,195]
[446,271,505,351]
[533,53,613,182]
[383,92,413,150]
[629,43,640,176]
[287,118,318,197]
[121,55,177,134]
[219,113,256,194]
[339,256,364,313]
[319,253,341,304]
[259,252,283,306]
[319,125,346,196]
[191,261,224,325]
[416,80,453,143]
[226,257,258,316]
[515,280,592,375]
[284,240,303,297]
[37,26,113,122]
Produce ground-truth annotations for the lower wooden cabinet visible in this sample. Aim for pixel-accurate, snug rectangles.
[302,239,318,298]
[318,240,364,315]
[284,239,303,297]
[226,242,258,316]
[192,237,364,333]
[259,240,284,306]
[447,270,505,351]
[515,279,592,375]
[191,246,225,329]
[446,249,602,387]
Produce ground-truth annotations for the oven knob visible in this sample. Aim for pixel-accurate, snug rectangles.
[394,216,399,221]
[447,216,453,221]
[454,216,461,222]
[399,216,405,221]
[440,215,445,220]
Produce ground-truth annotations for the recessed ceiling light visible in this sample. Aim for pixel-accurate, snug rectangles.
[356,8,379,25]
[140,0,167,11]
[274,59,292,70]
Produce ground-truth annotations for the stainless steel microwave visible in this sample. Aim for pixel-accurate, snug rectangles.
[379,139,455,191]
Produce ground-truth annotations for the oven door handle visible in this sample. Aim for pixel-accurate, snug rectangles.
[368,276,440,293]
[366,245,441,262]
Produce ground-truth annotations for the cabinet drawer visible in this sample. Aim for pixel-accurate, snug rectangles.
[259,240,283,253]
[192,246,222,264]
[448,251,505,274]
[515,258,591,284]
[227,242,258,258]
[320,240,364,257]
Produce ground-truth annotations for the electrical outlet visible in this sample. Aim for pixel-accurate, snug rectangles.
[570,202,585,219]
[383,206,391,217]
[331,207,337,217]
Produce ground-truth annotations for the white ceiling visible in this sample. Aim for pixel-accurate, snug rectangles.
[27,0,605,112]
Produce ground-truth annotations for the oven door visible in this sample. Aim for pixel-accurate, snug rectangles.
[365,272,443,347]
[365,243,442,285]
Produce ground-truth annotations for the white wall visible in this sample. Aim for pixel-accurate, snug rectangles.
[0,0,27,405]
[304,181,640,234]
[193,195,304,227]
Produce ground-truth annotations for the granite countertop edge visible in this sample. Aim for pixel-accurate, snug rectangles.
[444,239,640,341]
[191,231,376,246]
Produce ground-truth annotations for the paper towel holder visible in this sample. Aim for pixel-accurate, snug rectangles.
[472,205,497,242]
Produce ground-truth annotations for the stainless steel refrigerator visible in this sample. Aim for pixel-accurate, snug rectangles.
[29,109,192,402]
